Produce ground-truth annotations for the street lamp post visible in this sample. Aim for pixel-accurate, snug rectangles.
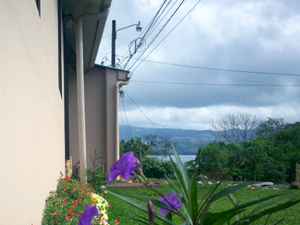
[111,20,142,68]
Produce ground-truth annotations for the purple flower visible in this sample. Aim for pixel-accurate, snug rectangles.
[102,158,105,162]
[104,151,136,183]
[78,204,99,225]
[158,191,182,216]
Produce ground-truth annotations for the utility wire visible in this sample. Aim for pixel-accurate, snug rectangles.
[121,96,133,138]
[119,0,169,67]
[127,0,186,70]
[130,80,300,87]
[130,0,202,72]
[115,54,300,77]
[119,100,131,140]
[139,59,300,77]
[123,90,165,136]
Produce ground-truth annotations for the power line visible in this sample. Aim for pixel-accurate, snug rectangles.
[127,0,186,70]
[130,0,202,72]
[139,59,300,77]
[123,90,165,136]
[131,80,300,87]
[115,54,300,77]
[119,100,131,140]
[121,96,133,138]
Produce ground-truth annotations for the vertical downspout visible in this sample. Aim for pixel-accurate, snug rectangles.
[115,79,130,162]
[75,8,109,182]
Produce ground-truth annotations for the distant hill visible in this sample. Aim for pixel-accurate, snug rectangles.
[119,125,224,155]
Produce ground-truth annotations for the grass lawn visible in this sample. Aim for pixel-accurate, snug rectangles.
[103,181,300,225]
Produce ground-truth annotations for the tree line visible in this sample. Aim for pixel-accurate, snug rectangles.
[120,114,300,183]
[191,116,300,183]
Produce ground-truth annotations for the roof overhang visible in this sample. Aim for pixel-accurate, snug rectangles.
[63,0,112,71]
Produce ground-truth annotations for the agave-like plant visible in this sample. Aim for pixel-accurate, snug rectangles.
[101,147,300,225]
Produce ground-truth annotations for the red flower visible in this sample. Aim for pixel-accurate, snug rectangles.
[64,188,67,191]
[73,204,77,208]
[68,209,73,214]
[101,193,104,196]
[79,212,83,216]
[53,219,56,222]
[73,188,76,192]
[60,171,62,174]
[109,205,112,208]
[62,180,64,184]
[63,198,67,202]
[66,216,72,220]
[53,211,59,216]
[100,214,103,218]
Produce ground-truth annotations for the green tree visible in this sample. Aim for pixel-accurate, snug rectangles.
[271,126,300,182]
[119,136,150,161]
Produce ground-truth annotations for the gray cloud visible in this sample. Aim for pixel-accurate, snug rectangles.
[97,0,300,129]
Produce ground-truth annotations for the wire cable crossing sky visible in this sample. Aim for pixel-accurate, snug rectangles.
[98,0,300,130]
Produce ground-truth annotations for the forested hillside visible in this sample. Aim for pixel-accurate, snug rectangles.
[119,125,223,154]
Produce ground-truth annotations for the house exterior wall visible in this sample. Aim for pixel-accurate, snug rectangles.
[68,66,128,174]
[0,1,65,224]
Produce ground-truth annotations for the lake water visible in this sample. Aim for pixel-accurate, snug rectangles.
[147,155,196,164]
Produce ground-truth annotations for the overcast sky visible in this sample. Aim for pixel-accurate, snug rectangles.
[96,0,300,130]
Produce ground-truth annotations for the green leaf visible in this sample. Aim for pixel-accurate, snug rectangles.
[164,211,173,225]
[170,156,188,199]
[164,175,181,193]
[128,211,160,225]
[248,199,282,217]
[201,209,245,225]
[128,195,173,212]
[208,182,255,204]
[234,199,300,225]
[188,172,198,222]
[228,193,244,221]
[202,195,284,225]
[102,188,176,225]
[172,145,190,192]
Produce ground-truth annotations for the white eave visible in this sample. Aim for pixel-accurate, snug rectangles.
[63,0,112,71]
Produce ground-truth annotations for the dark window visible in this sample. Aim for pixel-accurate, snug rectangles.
[35,0,41,16]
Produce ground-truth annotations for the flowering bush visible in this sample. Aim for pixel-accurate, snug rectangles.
[42,172,119,225]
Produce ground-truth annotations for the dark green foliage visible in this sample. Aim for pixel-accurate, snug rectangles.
[120,136,150,160]
[141,157,175,179]
[86,148,107,189]
[184,124,300,183]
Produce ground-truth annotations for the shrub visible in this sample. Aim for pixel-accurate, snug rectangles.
[42,172,116,225]
[202,166,223,180]
[141,157,175,179]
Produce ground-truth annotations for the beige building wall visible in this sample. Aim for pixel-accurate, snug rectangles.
[68,66,128,173]
[0,1,65,224]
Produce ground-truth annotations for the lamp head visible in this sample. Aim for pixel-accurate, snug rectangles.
[136,21,142,32]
